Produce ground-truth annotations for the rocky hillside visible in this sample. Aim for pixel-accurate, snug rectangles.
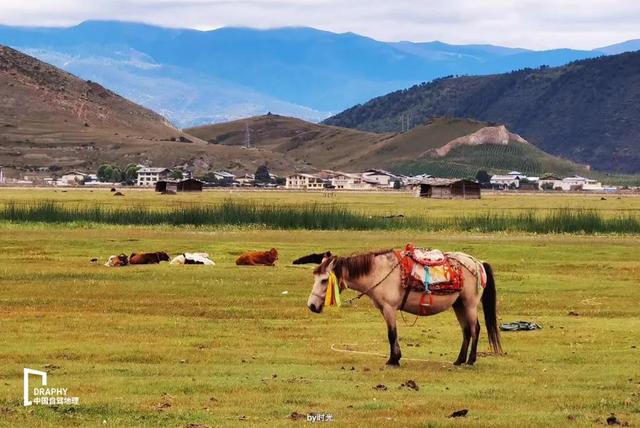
[324,51,640,173]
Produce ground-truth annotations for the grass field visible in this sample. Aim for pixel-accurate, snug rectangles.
[1,189,639,427]
[2,188,640,219]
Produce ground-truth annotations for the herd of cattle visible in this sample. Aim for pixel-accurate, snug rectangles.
[102,248,324,268]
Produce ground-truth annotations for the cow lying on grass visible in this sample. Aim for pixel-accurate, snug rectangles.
[105,254,128,267]
[235,248,278,266]
[129,252,170,265]
[293,251,331,265]
[170,253,215,265]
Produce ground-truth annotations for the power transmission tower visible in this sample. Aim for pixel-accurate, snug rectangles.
[244,123,251,148]
[400,114,411,133]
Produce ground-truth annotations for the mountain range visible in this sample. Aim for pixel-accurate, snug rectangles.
[325,51,640,173]
[1,43,590,178]
[1,20,637,127]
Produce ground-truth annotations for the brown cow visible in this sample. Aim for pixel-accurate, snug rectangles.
[235,248,278,266]
[129,252,170,265]
[105,254,129,267]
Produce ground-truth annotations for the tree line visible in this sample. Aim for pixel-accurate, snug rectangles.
[95,163,281,186]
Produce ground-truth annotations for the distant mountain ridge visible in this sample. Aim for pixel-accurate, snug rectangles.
[0,45,304,174]
[1,20,634,127]
[324,51,640,173]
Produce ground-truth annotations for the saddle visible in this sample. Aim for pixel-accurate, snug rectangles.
[398,244,464,295]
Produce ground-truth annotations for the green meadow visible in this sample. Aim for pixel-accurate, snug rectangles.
[0,189,639,427]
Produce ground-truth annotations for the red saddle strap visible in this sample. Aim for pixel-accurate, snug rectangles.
[419,292,433,316]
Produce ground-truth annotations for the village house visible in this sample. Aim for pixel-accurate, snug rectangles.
[538,174,563,190]
[155,178,203,192]
[416,178,481,199]
[490,171,527,189]
[361,169,399,188]
[136,167,170,187]
[212,171,236,185]
[155,180,178,193]
[318,170,338,180]
[285,173,326,190]
[235,174,255,186]
[59,171,89,186]
[405,174,434,186]
[331,172,378,190]
[560,176,603,191]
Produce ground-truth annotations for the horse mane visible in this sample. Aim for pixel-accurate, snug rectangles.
[315,249,393,281]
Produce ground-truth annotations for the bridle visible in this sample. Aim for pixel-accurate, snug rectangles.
[340,259,401,305]
[311,254,401,306]
[310,291,326,301]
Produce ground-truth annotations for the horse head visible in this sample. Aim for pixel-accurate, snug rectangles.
[307,252,334,313]
[158,252,170,262]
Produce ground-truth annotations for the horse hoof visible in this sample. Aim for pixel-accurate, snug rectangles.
[385,361,400,367]
[453,360,465,366]
[467,360,476,366]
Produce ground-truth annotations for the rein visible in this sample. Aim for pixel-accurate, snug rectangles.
[341,259,400,305]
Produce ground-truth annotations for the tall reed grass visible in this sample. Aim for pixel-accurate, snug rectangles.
[1,200,639,234]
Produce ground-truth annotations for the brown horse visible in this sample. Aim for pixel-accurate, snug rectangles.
[307,250,502,366]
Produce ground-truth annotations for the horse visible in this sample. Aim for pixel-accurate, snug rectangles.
[129,252,170,264]
[293,251,330,265]
[307,249,502,366]
[235,248,278,266]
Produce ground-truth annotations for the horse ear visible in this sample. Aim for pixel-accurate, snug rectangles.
[321,253,332,264]
[327,255,337,271]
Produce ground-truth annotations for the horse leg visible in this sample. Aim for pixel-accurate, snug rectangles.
[452,298,470,366]
[467,319,481,365]
[382,305,401,366]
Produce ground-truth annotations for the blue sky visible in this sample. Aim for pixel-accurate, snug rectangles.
[0,0,638,49]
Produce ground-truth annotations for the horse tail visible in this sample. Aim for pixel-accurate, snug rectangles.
[481,262,503,354]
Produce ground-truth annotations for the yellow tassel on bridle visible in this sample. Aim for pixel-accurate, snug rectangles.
[325,271,342,307]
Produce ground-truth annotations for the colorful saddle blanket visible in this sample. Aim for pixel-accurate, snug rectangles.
[399,244,486,294]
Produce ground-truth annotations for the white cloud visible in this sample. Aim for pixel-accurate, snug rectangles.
[0,0,638,49]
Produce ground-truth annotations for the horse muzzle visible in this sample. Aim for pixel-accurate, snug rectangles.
[308,303,323,314]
